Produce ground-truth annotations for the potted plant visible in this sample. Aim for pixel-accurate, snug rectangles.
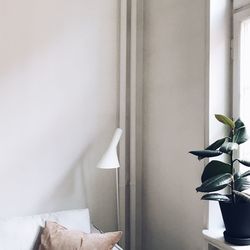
[190,114,250,245]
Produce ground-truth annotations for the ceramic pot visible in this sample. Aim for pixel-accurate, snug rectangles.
[220,201,250,245]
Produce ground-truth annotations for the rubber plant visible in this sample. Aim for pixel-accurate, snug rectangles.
[190,114,250,204]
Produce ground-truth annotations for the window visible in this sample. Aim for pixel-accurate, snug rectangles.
[233,6,250,161]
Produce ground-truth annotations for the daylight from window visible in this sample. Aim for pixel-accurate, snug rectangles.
[240,18,250,160]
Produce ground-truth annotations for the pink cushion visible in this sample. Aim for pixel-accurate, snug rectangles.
[39,221,122,250]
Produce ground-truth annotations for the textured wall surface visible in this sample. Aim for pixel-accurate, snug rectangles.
[142,0,207,249]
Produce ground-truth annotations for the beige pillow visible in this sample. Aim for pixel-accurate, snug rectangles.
[38,221,122,250]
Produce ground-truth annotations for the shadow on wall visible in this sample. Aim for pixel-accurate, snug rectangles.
[27,130,116,232]
[37,138,113,212]
[38,158,88,213]
[81,135,117,232]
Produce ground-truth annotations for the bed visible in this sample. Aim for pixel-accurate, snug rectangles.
[0,209,123,250]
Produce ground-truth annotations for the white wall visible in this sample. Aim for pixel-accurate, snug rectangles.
[0,0,119,232]
[142,0,207,249]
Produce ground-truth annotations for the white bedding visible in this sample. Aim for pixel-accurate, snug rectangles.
[0,209,123,250]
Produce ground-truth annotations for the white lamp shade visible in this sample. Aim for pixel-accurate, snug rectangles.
[97,128,123,169]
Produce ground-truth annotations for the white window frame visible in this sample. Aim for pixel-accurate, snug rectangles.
[203,2,250,248]
[205,0,232,231]
[233,6,250,119]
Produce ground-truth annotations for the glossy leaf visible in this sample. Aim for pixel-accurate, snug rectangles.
[233,190,250,203]
[206,138,227,151]
[189,150,223,160]
[235,118,245,129]
[238,159,250,167]
[233,126,248,144]
[240,170,250,179]
[235,176,250,191]
[215,114,235,129]
[220,142,238,153]
[234,172,241,181]
[196,138,228,160]
[201,160,231,182]
[201,193,231,202]
[196,173,232,193]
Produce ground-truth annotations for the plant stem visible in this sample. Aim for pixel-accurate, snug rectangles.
[230,149,235,204]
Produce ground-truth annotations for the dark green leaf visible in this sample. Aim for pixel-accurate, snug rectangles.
[201,193,231,202]
[229,130,233,141]
[233,126,248,144]
[233,190,250,203]
[201,160,231,182]
[238,159,250,167]
[189,150,223,160]
[234,172,241,181]
[197,138,227,160]
[240,170,250,178]
[220,142,238,153]
[215,114,235,129]
[206,138,227,151]
[196,173,232,193]
[235,118,245,130]
[235,176,250,191]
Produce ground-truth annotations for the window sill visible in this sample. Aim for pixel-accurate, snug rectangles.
[203,230,250,250]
